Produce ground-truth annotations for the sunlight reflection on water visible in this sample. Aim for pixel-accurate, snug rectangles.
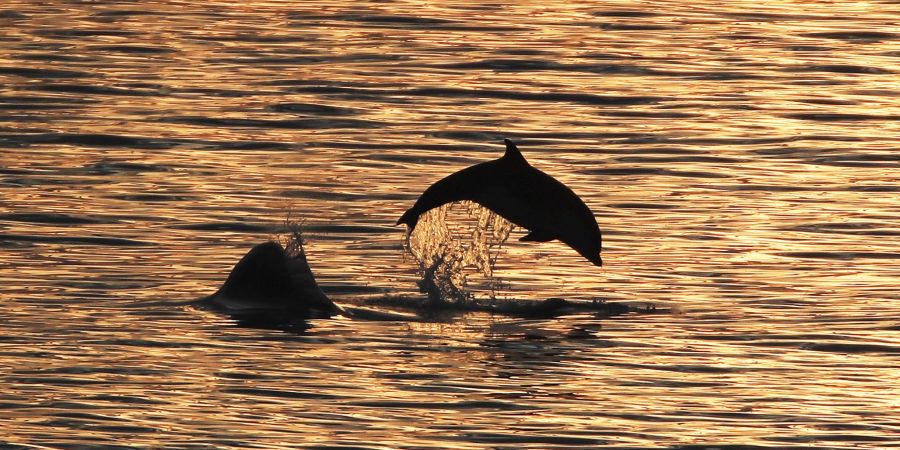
[2,0,900,448]
[406,202,514,303]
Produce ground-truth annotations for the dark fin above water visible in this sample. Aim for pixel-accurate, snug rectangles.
[520,229,556,242]
[201,241,340,320]
[217,241,294,302]
[502,138,529,166]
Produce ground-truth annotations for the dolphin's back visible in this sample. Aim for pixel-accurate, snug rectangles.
[397,157,504,231]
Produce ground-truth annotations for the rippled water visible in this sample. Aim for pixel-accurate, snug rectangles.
[3,1,900,447]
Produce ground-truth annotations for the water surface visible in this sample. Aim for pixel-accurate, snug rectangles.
[2,1,900,448]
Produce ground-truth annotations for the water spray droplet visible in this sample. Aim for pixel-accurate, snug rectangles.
[404,202,514,304]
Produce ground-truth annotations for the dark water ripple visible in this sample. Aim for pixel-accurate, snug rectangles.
[173,222,275,233]
[291,85,667,106]
[349,399,536,410]
[286,12,525,32]
[222,387,345,400]
[162,116,382,130]
[0,102,72,110]
[1,132,295,150]
[0,213,114,225]
[34,28,140,38]
[784,222,900,237]
[107,193,193,202]
[785,113,900,122]
[800,31,898,41]
[0,233,153,247]
[441,58,658,76]
[267,103,362,116]
[445,432,605,446]
[784,64,894,74]
[24,83,160,96]
[776,252,900,261]
[87,44,175,54]
[0,95,96,104]
[0,66,94,78]
[584,167,731,178]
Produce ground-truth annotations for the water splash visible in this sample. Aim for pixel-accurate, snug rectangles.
[276,210,307,259]
[404,202,515,304]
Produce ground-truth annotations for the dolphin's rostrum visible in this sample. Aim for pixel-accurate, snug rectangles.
[397,139,603,266]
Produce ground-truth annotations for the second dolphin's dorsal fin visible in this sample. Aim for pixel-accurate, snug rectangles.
[502,138,529,166]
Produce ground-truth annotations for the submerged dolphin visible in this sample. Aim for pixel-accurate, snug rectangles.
[199,241,341,320]
[198,241,425,326]
[397,139,603,266]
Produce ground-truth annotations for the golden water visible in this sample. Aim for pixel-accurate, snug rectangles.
[2,0,900,447]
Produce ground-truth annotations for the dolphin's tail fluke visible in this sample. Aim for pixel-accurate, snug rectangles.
[397,208,419,232]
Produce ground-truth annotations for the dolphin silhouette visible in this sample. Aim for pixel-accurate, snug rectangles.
[397,139,603,266]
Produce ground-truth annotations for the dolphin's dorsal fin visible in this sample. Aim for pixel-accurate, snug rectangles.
[502,138,529,166]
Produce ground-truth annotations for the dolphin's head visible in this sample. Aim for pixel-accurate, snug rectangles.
[204,241,341,321]
[562,225,603,267]
[571,235,602,267]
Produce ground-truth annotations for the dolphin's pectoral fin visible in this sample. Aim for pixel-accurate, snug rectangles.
[520,229,556,242]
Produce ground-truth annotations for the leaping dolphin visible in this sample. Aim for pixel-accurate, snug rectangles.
[397,139,603,266]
